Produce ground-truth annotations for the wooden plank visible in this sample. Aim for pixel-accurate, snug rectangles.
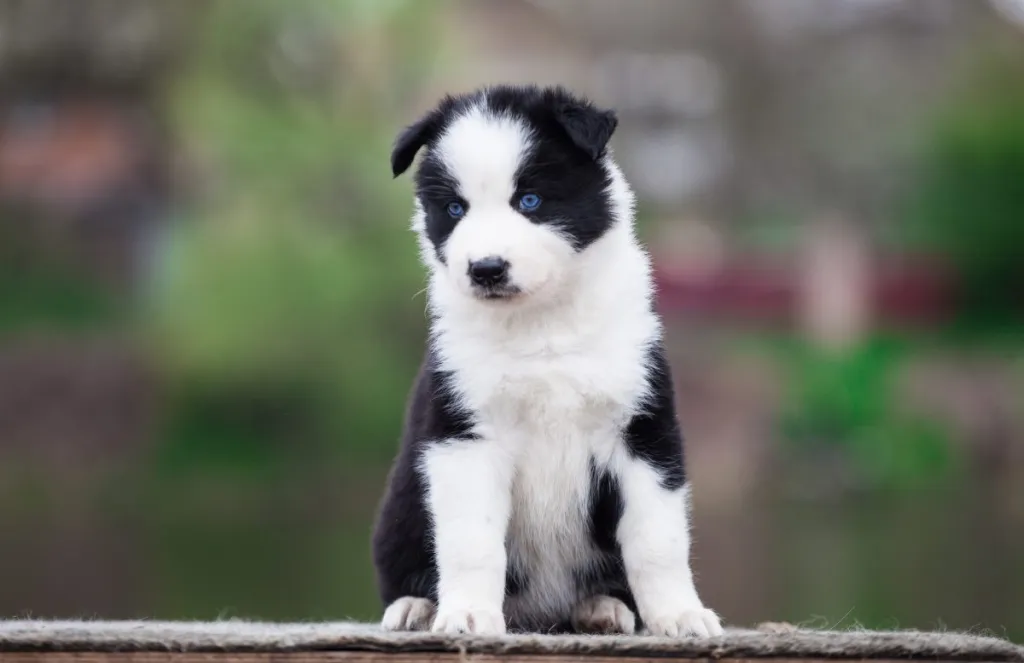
[0,655,1008,663]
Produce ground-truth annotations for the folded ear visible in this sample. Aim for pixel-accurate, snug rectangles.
[390,114,435,177]
[553,99,618,161]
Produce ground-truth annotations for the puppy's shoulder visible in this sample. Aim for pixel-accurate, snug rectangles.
[403,348,478,447]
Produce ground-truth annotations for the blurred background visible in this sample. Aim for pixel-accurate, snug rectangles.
[0,0,1022,638]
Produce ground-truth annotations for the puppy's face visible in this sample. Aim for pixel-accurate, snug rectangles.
[391,85,619,304]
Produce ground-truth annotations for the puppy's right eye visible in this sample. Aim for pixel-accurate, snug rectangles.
[446,201,466,219]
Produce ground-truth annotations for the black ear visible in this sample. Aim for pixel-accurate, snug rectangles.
[553,100,618,161]
[390,113,440,178]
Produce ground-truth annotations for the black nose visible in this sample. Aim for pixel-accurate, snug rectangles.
[468,256,510,287]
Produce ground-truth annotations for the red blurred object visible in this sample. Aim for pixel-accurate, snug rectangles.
[653,253,957,327]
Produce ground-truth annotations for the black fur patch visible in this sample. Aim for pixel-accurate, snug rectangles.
[623,341,687,491]
[505,565,529,598]
[573,458,639,630]
[587,458,624,554]
[413,153,464,265]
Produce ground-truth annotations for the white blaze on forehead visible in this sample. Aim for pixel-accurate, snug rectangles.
[436,106,533,203]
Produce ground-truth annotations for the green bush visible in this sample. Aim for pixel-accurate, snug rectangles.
[147,0,445,470]
[908,55,1024,325]
[776,339,956,490]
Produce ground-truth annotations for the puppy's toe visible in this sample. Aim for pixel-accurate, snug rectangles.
[571,595,636,635]
[432,605,506,635]
[644,606,723,638]
[381,596,436,631]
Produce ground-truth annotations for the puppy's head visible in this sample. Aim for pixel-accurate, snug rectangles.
[391,85,620,304]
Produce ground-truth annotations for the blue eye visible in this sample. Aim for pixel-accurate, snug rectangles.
[446,201,465,219]
[518,193,541,212]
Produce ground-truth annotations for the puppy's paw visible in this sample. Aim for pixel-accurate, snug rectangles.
[571,595,636,635]
[644,606,723,637]
[381,596,436,631]
[432,604,506,635]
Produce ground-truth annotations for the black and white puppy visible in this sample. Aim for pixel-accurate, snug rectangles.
[372,84,722,638]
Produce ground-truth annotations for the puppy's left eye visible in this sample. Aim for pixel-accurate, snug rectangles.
[518,193,541,212]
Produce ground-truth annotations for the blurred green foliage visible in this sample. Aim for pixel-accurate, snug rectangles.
[0,260,120,335]
[908,52,1024,327]
[0,214,124,335]
[149,0,447,471]
[776,338,957,491]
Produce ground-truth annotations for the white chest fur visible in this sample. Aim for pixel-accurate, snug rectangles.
[431,289,658,625]
[505,425,600,624]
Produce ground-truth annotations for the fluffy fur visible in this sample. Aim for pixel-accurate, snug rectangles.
[372,84,722,637]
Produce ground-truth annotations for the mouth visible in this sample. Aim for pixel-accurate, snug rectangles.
[474,285,522,301]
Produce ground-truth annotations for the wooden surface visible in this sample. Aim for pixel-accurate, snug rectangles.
[0,655,1010,663]
[2,622,1020,663]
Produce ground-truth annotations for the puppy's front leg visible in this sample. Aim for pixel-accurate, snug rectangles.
[421,438,512,634]
[617,459,723,637]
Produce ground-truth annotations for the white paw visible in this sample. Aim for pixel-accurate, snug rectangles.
[431,604,506,635]
[644,606,723,637]
[571,595,636,635]
[381,596,436,631]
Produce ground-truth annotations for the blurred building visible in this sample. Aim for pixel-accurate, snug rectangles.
[0,0,199,465]
[418,1,1002,220]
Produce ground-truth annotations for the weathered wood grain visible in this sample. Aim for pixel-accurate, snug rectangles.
[0,656,1009,663]
[1,622,1020,663]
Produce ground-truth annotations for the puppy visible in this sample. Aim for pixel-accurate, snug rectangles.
[371,84,722,638]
